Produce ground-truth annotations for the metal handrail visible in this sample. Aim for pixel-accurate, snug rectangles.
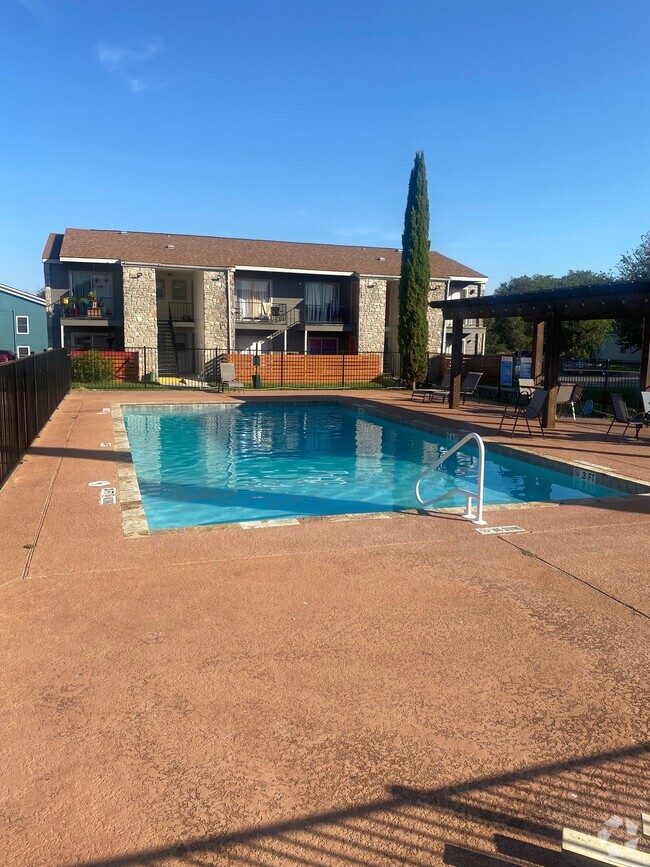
[415,431,487,525]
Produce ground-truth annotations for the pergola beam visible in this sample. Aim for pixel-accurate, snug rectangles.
[430,280,650,322]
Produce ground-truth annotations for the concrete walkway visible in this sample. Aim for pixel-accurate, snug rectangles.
[1,389,649,866]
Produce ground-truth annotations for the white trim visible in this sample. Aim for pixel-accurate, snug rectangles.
[123,261,228,272]
[16,345,31,358]
[59,257,120,264]
[357,273,399,279]
[0,283,46,305]
[448,276,488,283]
[235,265,354,276]
[16,315,30,335]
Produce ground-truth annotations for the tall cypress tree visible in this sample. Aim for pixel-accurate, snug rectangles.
[398,151,430,387]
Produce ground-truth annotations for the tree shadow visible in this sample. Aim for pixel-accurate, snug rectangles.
[74,742,649,866]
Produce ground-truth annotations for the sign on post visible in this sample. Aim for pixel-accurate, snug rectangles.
[519,356,532,380]
[500,356,513,387]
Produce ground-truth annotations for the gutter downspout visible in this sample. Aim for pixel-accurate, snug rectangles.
[225,269,232,352]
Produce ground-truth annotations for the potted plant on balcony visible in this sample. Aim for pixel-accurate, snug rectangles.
[86,291,102,319]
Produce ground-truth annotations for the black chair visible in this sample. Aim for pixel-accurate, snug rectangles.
[607,393,645,441]
[499,388,548,437]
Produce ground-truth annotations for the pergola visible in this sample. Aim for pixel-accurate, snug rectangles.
[430,280,650,428]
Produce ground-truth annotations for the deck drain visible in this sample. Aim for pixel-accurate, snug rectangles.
[476,525,526,535]
[88,480,111,487]
[100,488,116,505]
[100,442,112,448]
[97,408,111,415]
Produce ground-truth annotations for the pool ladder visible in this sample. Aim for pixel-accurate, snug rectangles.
[415,432,487,525]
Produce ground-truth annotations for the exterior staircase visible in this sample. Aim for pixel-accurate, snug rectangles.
[266,306,301,344]
[157,321,179,376]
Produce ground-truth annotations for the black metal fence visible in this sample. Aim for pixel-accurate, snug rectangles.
[473,360,642,413]
[69,348,406,390]
[66,347,644,414]
[0,349,71,488]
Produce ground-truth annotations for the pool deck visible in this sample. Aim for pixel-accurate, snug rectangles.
[2,388,649,866]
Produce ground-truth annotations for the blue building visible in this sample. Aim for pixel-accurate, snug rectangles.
[0,282,48,357]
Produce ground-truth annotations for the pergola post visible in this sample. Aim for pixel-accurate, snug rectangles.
[542,314,562,428]
[531,319,545,384]
[639,314,650,395]
[449,315,463,409]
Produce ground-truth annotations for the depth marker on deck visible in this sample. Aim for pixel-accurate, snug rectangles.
[476,525,526,535]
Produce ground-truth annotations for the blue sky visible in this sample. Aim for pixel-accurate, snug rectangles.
[2,0,649,293]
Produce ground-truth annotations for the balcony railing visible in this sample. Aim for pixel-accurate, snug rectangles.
[168,301,194,322]
[234,302,355,326]
[235,301,290,323]
[303,304,351,324]
[59,296,114,319]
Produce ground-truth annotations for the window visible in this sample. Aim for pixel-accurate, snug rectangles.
[236,279,272,319]
[172,279,187,301]
[16,346,30,358]
[305,282,339,322]
[16,315,29,334]
[70,271,113,299]
[308,337,338,354]
[156,278,165,299]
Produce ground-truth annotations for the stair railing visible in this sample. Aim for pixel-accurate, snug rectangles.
[415,432,487,525]
[167,305,180,374]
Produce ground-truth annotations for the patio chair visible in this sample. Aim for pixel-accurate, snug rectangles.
[219,362,245,393]
[607,393,645,441]
[411,369,450,402]
[555,384,577,419]
[518,378,536,399]
[498,388,548,437]
[459,371,483,404]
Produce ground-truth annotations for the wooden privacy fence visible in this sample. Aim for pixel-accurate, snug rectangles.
[70,350,139,382]
[0,349,71,488]
[440,353,503,384]
[225,352,384,387]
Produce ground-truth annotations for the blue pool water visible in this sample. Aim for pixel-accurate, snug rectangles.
[122,402,622,529]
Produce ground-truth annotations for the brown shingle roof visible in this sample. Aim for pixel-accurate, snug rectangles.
[46,228,487,280]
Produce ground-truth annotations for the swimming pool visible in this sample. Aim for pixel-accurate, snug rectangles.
[120,402,626,530]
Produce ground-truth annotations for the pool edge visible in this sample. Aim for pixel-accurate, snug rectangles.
[115,397,650,536]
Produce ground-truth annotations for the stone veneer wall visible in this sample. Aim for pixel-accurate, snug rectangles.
[122,266,158,378]
[357,277,387,353]
[197,269,231,351]
[427,279,447,354]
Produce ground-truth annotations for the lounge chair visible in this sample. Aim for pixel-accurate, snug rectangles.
[459,371,483,404]
[607,393,645,441]
[411,369,450,402]
[219,362,245,393]
[498,388,548,437]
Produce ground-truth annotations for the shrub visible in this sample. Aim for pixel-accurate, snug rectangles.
[71,351,115,384]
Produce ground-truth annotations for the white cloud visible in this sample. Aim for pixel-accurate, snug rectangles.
[95,39,164,92]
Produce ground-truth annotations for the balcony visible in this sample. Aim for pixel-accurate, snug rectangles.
[168,301,194,322]
[59,295,114,320]
[303,305,352,324]
[235,301,292,324]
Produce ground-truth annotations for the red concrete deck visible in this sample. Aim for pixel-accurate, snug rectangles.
[1,389,649,866]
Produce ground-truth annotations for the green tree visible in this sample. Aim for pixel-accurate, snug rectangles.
[485,270,613,358]
[398,151,430,386]
[615,231,650,352]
